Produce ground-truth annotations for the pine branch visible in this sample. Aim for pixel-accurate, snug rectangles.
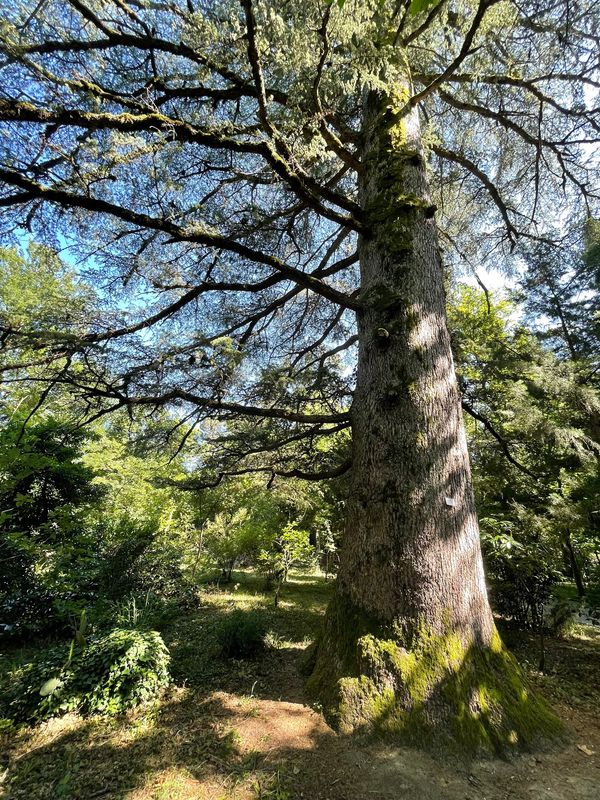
[0,167,360,310]
[461,399,539,479]
[0,100,361,228]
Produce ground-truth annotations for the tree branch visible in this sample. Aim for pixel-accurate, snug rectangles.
[0,100,362,228]
[432,143,518,245]
[405,0,500,111]
[461,399,539,479]
[0,167,360,310]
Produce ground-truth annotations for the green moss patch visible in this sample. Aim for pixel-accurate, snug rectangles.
[362,86,432,255]
[308,593,563,755]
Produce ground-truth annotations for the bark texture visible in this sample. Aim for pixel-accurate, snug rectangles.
[308,77,561,753]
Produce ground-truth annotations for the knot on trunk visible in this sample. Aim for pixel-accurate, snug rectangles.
[375,326,391,348]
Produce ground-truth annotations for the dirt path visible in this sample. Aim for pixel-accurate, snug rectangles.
[3,577,599,800]
[168,690,600,800]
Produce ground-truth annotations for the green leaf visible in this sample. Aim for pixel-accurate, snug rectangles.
[40,677,63,697]
[409,0,437,15]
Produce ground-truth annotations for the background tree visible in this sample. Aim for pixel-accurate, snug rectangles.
[450,284,599,624]
[0,412,99,637]
[81,418,199,601]
[0,244,100,636]
[0,0,598,750]
[193,471,335,586]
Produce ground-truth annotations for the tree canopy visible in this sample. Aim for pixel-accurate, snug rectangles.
[0,0,597,483]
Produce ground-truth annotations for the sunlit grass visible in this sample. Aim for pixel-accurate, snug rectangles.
[3,571,598,799]
[0,570,334,800]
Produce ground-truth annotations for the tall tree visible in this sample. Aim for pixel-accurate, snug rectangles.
[0,0,598,749]
[519,231,600,370]
[450,284,599,612]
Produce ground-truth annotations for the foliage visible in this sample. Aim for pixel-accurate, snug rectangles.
[99,591,183,633]
[202,508,254,580]
[0,406,202,638]
[583,217,600,271]
[517,231,600,367]
[2,628,170,723]
[0,413,101,637]
[216,610,267,659]
[258,522,315,582]
[0,415,97,533]
[483,519,561,628]
[0,243,92,385]
[195,473,336,584]
[450,276,599,621]
[83,422,197,537]
[83,421,202,603]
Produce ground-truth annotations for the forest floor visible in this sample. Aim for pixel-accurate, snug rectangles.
[1,572,599,800]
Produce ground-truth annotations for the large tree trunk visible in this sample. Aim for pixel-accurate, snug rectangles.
[307,78,559,753]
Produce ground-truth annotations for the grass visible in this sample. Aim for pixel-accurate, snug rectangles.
[553,582,600,607]
[0,570,335,800]
[162,570,332,692]
[501,621,600,713]
[1,571,599,800]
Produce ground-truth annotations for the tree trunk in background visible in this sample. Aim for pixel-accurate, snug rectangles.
[308,72,560,753]
[564,530,586,597]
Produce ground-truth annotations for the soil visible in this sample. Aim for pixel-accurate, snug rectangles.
[2,577,599,800]
[3,641,598,800]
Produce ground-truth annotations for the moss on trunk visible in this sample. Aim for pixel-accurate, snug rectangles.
[311,72,563,756]
[307,592,562,755]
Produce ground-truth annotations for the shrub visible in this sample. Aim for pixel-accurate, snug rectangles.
[482,525,562,629]
[93,521,199,614]
[547,597,579,637]
[0,580,58,639]
[94,522,155,600]
[2,628,170,722]
[107,592,178,631]
[217,610,267,659]
[488,551,561,629]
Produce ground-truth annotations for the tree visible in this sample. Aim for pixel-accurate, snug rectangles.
[519,237,599,366]
[449,284,599,619]
[518,234,600,594]
[193,470,329,584]
[80,417,198,599]
[0,0,598,750]
[0,244,100,634]
[0,412,99,636]
[0,242,94,408]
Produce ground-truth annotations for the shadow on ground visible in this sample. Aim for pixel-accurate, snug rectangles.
[2,572,600,800]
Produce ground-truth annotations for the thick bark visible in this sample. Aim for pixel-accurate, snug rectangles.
[307,76,560,753]
[340,88,493,645]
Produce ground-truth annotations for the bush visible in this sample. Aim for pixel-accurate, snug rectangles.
[2,628,170,722]
[489,552,560,628]
[94,523,155,599]
[217,610,267,659]
[93,522,199,613]
[0,581,58,640]
[483,527,561,629]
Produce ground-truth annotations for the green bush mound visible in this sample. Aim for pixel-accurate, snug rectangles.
[3,628,170,723]
[217,609,267,659]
